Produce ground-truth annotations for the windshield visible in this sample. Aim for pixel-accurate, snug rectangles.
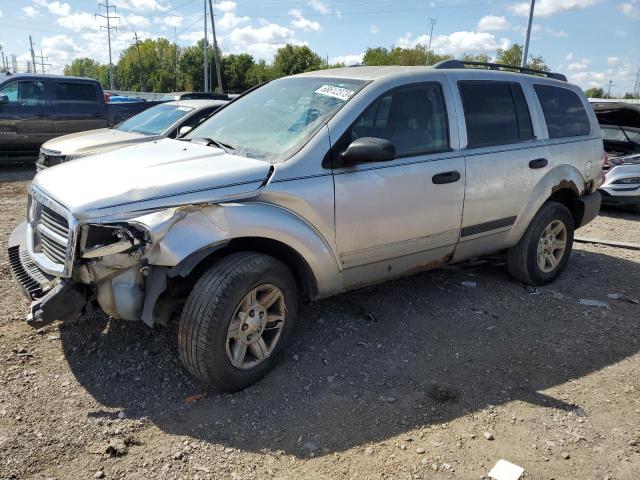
[622,126,640,143]
[117,104,194,135]
[186,76,366,162]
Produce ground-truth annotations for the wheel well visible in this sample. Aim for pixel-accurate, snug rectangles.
[548,188,584,227]
[197,237,318,299]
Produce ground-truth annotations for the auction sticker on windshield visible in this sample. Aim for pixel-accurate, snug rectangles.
[315,85,354,101]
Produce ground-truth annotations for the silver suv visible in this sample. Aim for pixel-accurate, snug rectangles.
[9,61,604,391]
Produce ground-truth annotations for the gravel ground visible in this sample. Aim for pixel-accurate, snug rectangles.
[1,165,639,480]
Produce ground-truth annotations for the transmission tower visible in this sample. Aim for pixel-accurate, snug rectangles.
[95,0,119,90]
[634,69,640,97]
[35,49,51,74]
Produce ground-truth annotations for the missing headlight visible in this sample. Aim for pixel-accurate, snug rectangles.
[80,224,146,259]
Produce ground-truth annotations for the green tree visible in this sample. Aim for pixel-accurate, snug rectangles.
[64,58,103,79]
[623,92,640,99]
[116,38,179,92]
[462,53,491,63]
[363,45,450,66]
[221,53,255,92]
[246,59,275,86]
[272,44,323,76]
[495,44,549,71]
[585,87,605,98]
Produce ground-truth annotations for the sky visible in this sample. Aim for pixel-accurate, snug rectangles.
[0,0,638,94]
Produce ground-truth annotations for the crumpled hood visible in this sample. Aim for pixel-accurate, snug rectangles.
[42,128,150,156]
[33,138,273,220]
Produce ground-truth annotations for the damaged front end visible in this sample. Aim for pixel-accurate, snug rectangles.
[8,218,148,327]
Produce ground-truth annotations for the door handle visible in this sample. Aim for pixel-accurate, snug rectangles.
[529,158,548,169]
[432,171,461,184]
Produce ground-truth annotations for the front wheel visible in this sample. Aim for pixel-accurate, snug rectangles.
[178,252,298,392]
[506,201,575,285]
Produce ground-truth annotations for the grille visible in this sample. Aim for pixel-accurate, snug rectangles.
[37,205,70,264]
[8,245,52,300]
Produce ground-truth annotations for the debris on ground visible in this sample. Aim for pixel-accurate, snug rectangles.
[461,280,477,288]
[607,293,640,305]
[185,393,207,404]
[577,299,610,308]
[488,459,524,480]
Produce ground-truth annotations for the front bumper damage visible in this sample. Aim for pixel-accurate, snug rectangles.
[8,222,88,327]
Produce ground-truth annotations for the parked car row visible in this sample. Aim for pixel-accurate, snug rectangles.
[8,62,605,392]
[37,99,228,170]
[0,75,169,160]
[0,73,230,162]
[591,102,640,210]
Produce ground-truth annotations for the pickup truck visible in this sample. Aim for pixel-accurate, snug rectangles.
[0,74,163,161]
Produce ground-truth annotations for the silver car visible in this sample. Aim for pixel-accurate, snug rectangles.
[9,62,603,391]
[36,99,227,170]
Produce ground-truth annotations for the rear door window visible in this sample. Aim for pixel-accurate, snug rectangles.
[533,84,591,138]
[54,82,99,103]
[458,80,534,148]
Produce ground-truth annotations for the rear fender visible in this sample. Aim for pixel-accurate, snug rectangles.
[505,164,586,246]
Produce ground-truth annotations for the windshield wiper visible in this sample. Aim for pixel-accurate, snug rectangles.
[188,137,236,154]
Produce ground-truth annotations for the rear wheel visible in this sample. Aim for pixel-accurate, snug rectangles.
[178,252,298,392]
[507,201,574,285]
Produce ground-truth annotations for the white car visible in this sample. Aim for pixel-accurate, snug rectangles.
[37,99,227,170]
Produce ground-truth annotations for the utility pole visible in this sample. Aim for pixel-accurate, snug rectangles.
[96,0,119,91]
[208,0,223,93]
[607,80,613,99]
[12,55,18,74]
[35,49,51,74]
[174,27,179,91]
[131,31,144,91]
[203,0,209,92]
[29,36,37,74]
[426,18,436,66]
[521,0,535,67]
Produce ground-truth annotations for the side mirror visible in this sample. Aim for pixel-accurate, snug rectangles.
[340,137,396,164]
[0,95,8,105]
[178,125,193,137]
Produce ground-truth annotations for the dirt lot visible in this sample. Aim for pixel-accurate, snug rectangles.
[1,165,639,480]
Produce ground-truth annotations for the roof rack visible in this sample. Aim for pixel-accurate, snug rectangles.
[433,59,567,82]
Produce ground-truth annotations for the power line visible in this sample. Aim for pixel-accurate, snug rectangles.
[95,0,120,90]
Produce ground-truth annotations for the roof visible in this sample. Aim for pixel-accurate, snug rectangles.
[0,73,100,83]
[294,65,571,85]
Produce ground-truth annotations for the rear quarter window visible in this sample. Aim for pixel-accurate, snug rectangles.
[533,84,591,138]
[54,82,99,103]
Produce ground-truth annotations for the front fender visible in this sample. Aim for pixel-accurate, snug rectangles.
[130,202,343,298]
[505,164,587,246]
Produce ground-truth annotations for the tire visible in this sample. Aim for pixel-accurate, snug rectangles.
[178,252,298,392]
[506,201,575,285]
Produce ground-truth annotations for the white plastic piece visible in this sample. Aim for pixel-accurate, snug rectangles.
[488,459,524,480]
